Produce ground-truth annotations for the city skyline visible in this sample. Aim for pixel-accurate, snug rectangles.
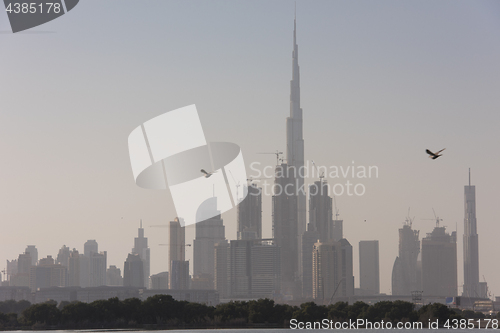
[1,0,499,297]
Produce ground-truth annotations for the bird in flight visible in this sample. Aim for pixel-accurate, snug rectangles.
[200,169,217,178]
[426,148,446,160]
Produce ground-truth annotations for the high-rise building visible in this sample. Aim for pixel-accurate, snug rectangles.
[463,169,483,297]
[237,183,262,240]
[10,253,32,287]
[215,239,280,299]
[79,254,90,288]
[272,163,299,297]
[6,259,18,283]
[132,220,150,288]
[286,13,306,273]
[80,240,99,288]
[107,265,123,286]
[25,246,38,266]
[193,197,225,289]
[150,271,168,289]
[30,255,68,291]
[214,240,230,298]
[391,222,420,295]
[170,260,189,290]
[312,239,354,301]
[68,249,80,287]
[123,253,144,288]
[84,240,98,257]
[301,223,320,298]
[169,217,185,272]
[229,240,252,298]
[56,245,70,268]
[359,240,380,295]
[309,180,332,242]
[422,226,457,296]
[89,251,107,287]
[250,240,281,298]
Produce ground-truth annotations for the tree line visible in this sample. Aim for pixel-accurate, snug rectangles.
[0,296,497,330]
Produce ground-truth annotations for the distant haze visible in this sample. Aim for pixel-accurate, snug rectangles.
[1,1,499,296]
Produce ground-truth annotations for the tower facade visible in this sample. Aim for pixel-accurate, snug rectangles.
[463,170,480,297]
[237,183,262,240]
[286,14,306,282]
[422,227,457,296]
[312,239,354,300]
[123,253,144,288]
[309,180,332,242]
[391,223,420,295]
[169,218,185,266]
[359,240,380,295]
[25,245,38,266]
[193,197,225,289]
[132,220,150,288]
[272,163,299,297]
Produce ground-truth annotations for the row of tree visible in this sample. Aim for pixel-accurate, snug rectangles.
[0,296,496,329]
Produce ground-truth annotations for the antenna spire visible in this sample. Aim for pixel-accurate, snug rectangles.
[469,168,471,186]
[140,219,142,228]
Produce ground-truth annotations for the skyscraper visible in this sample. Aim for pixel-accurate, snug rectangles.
[132,220,150,288]
[463,169,482,297]
[89,251,107,287]
[359,240,380,295]
[391,222,420,295]
[237,183,262,240]
[272,163,299,297]
[286,12,306,282]
[168,217,188,289]
[193,197,225,289]
[309,180,332,242]
[25,245,38,266]
[170,260,189,290]
[422,226,457,297]
[30,255,68,291]
[214,240,230,298]
[312,239,354,301]
[84,240,98,257]
[123,253,144,288]
[301,222,320,298]
[56,245,70,267]
[169,217,185,267]
[302,179,331,298]
[216,239,280,299]
[68,249,80,287]
[150,271,168,289]
[107,265,123,286]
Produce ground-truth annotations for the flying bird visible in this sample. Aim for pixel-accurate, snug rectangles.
[426,148,445,160]
[200,169,217,178]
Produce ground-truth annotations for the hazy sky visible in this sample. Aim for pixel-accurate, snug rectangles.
[1,0,499,296]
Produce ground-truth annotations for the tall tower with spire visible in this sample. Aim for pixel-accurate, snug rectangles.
[132,220,150,288]
[463,169,480,297]
[286,10,306,279]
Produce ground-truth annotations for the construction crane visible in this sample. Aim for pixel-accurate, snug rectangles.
[333,195,340,220]
[311,160,325,181]
[229,170,241,202]
[246,176,272,182]
[405,207,415,228]
[158,244,191,247]
[257,150,283,165]
[421,208,443,227]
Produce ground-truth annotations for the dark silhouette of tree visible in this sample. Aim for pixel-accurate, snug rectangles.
[20,301,61,326]
[292,301,328,322]
[327,301,348,321]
